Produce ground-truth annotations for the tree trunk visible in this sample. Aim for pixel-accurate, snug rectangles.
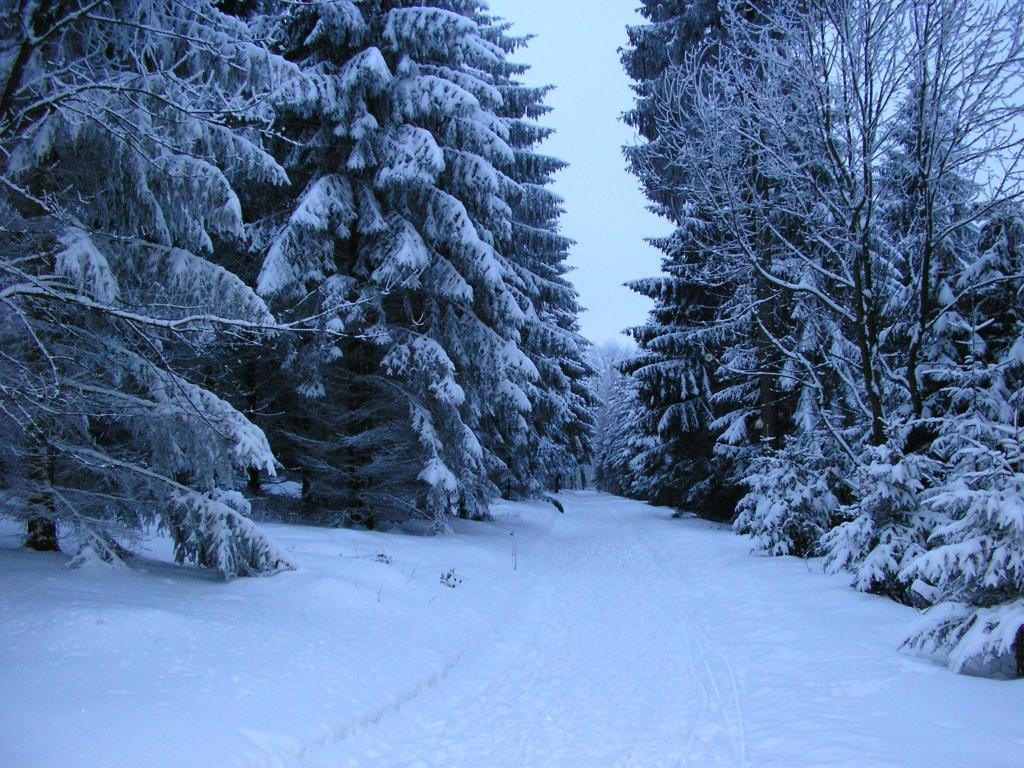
[751,127,784,451]
[1016,625,1024,679]
[758,371,782,449]
[25,515,58,551]
[0,1,46,122]
[25,433,59,551]
[247,467,261,494]
[852,221,887,447]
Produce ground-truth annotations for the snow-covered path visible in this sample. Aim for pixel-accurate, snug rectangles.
[288,492,1022,768]
[323,493,748,768]
[2,492,1023,768]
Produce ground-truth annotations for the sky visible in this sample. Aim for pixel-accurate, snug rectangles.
[486,0,669,346]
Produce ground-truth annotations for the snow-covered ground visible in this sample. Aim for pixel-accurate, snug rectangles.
[1,492,1022,768]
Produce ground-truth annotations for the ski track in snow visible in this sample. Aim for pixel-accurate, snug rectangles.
[313,492,739,768]
[3,492,1023,768]
[242,493,1023,768]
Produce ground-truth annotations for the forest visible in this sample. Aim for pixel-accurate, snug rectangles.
[599,0,1024,675]
[1,0,1023,692]
[0,0,593,576]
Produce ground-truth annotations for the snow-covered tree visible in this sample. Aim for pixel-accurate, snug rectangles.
[818,0,1024,595]
[620,0,751,518]
[901,205,1024,674]
[0,0,295,576]
[622,0,1024,674]
[734,436,843,557]
[621,0,722,144]
[589,342,641,496]
[495,42,594,498]
[250,2,588,527]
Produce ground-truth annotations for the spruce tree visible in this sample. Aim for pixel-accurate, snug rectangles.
[0,0,294,576]
[492,27,594,498]
[620,0,741,517]
[901,205,1024,674]
[252,2,589,527]
[622,0,789,519]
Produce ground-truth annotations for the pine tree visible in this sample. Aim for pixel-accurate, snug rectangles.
[901,205,1024,674]
[0,1,295,576]
[819,0,1024,600]
[492,28,594,498]
[251,2,588,527]
[733,435,843,557]
[620,0,1024,676]
[621,0,750,518]
[621,1,722,142]
[821,86,976,598]
[590,342,643,497]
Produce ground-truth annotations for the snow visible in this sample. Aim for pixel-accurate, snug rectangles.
[417,456,458,492]
[56,229,118,304]
[262,481,303,500]
[2,492,1023,768]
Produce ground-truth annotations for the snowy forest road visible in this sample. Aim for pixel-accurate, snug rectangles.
[4,492,1022,768]
[286,492,1022,768]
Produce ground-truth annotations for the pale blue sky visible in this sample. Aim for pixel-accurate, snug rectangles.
[486,0,668,345]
